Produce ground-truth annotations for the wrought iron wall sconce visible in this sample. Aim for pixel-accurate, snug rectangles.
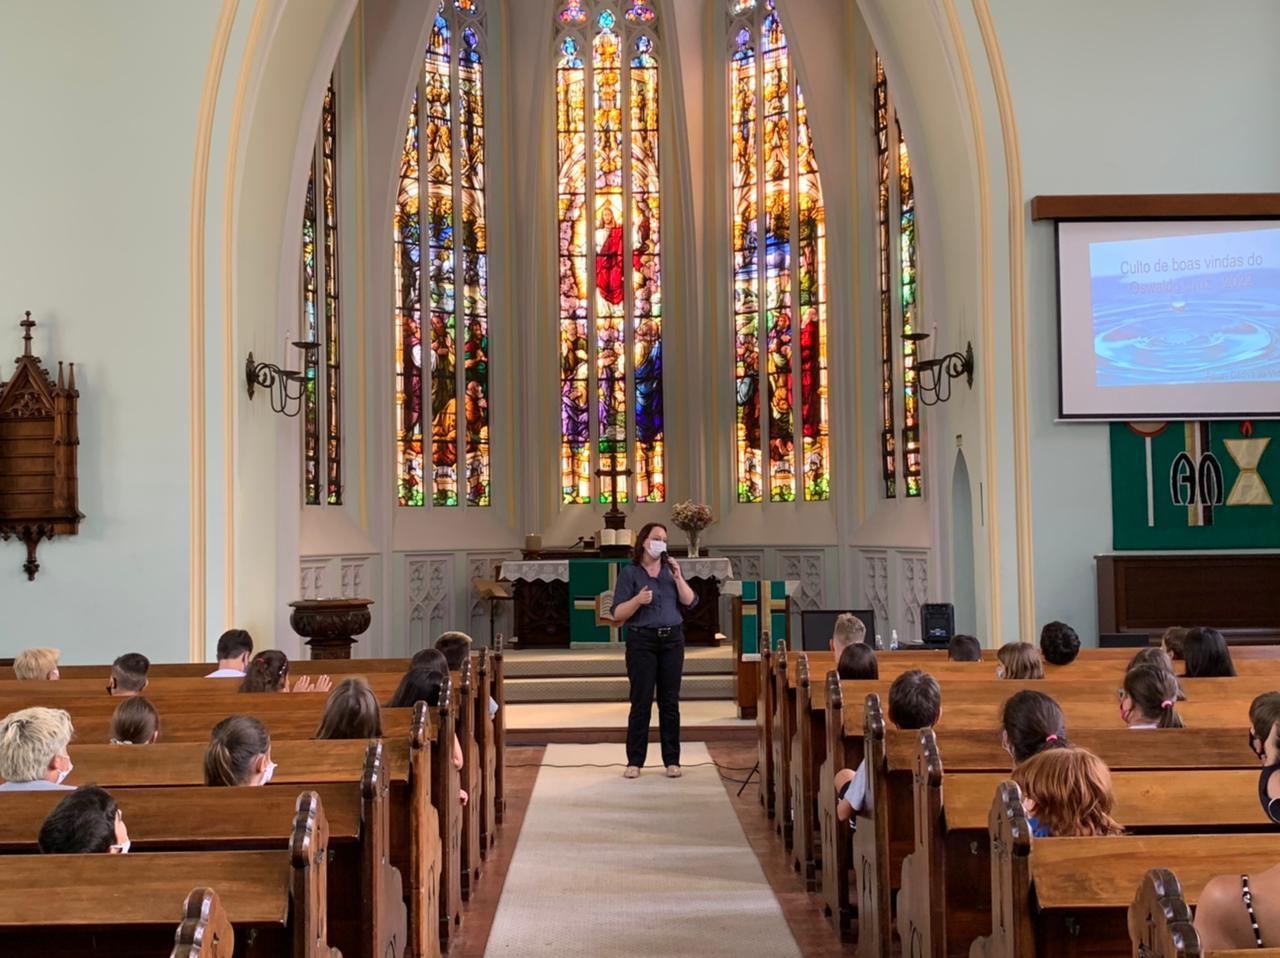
[245,342,321,417]
[906,331,975,406]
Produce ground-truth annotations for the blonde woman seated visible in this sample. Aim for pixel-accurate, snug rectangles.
[996,642,1044,680]
[13,647,60,681]
[0,707,75,791]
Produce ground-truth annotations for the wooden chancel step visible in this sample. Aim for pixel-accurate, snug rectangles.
[503,646,735,703]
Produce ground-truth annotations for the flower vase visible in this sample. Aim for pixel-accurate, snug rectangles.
[687,530,701,559]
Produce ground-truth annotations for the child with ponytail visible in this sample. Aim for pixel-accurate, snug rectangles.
[1119,664,1185,729]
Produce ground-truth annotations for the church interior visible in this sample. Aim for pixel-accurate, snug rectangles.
[1,0,1278,955]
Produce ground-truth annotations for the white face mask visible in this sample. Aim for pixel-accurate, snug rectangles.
[646,539,667,559]
[260,760,277,786]
[55,760,73,786]
[995,666,1006,680]
[110,840,131,854]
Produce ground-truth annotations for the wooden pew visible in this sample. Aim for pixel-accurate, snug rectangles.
[810,670,1280,921]
[172,887,235,958]
[61,703,452,958]
[1127,868,1280,958]
[969,782,1280,958]
[0,791,338,957]
[0,743,406,958]
[897,730,1269,958]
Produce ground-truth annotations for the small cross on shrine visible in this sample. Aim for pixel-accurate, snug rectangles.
[594,444,632,531]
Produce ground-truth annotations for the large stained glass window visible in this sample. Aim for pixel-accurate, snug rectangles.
[729,0,829,503]
[395,1,490,507]
[556,1,665,505]
[301,79,341,505]
[873,55,923,498]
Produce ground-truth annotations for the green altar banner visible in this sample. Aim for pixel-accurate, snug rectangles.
[1110,420,1280,550]
[738,580,792,656]
[568,558,627,644]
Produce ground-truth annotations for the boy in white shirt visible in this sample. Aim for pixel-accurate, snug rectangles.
[834,670,941,822]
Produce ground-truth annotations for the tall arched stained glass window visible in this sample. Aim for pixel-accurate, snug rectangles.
[728,0,829,504]
[873,54,922,499]
[555,0,665,506]
[302,79,342,506]
[395,1,490,508]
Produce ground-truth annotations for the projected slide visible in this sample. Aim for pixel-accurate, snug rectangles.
[1088,227,1280,387]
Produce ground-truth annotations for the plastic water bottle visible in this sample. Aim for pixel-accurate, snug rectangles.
[874,633,883,650]
[890,629,900,651]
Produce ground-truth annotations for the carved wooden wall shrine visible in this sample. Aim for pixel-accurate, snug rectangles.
[0,313,82,579]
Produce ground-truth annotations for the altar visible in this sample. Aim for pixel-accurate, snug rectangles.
[500,555,735,648]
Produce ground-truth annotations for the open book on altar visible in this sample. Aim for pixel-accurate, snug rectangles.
[597,528,635,547]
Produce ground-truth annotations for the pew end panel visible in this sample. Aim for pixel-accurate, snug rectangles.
[969,781,1033,958]
[855,693,892,958]
[493,639,507,825]
[456,656,483,900]
[820,669,854,937]
[899,729,948,958]
[790,653,822,888]
[171,887,234,958]
[1128,869,1199,958]
[289,790,341,958]
[435,678,463,945]
[477,649,498,857]
[757,643,775,817]
[361,740,409,958]
[773,646,794,845]
[407,701,442,958]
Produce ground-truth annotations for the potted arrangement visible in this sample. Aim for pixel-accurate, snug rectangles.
[670,500,714,558]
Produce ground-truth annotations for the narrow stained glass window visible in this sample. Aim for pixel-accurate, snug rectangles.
[556,2,665,505]
[396,1,490,507]
[729,0,829,503]
[897,121,921,497]
[874,54,923,499]
[874,56,895,498]
[301,79,341,506]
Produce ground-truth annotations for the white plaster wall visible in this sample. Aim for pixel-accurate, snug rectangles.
[988,0,1280,644]
[0,3,222,664]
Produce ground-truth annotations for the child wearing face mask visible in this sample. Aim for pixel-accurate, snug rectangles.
[203,715,277,787]
[38,785,131,854]
[610,521,699,779]
[0,707,75,791]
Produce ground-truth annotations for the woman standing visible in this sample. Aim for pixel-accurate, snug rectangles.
[611,522,698,779]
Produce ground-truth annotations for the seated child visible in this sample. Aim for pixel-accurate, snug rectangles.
[836,642,878,681]
[38,785,130,854]
[1010,746,1122,837]
[947,634,982,662]
[834,670,940,822]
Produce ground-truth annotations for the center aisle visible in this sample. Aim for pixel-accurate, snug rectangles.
[483,743,804,957]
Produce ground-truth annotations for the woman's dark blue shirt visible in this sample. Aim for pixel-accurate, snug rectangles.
[613,561,697,632]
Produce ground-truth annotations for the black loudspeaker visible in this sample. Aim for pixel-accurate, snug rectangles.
[921,603,955,647]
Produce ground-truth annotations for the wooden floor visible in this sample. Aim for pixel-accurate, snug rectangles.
[449,742,855,957]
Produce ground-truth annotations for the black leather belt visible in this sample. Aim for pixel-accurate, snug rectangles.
[630,625,679,638]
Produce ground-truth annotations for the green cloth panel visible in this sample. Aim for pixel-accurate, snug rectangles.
[739,580,760,656]
[568,558,627,644]
[738,580,790,655]
[1110,420,1280,550]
